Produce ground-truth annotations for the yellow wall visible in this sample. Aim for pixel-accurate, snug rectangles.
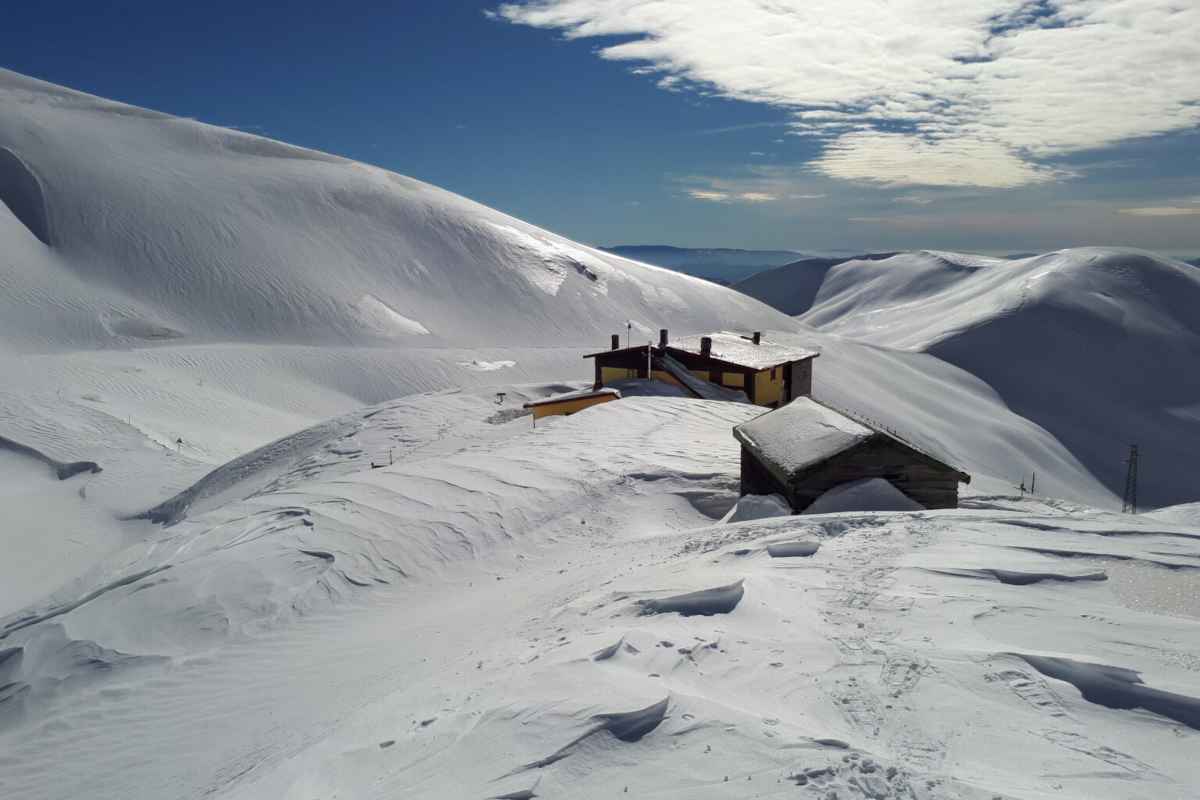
[600,366,638,384]
[600,359,785,406]
[754,368,785,407]
[530,394,618,419]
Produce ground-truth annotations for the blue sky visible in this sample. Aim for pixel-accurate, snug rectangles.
[4,1,1199,255]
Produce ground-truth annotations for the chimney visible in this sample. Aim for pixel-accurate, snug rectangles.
[700,336,712,357]
[611,334,620,350]
[752,331,761,345]
[659,328,669,348]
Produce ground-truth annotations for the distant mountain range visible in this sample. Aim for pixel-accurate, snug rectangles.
[600,245,804,284]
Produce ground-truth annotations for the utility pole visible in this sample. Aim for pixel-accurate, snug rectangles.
[1030,471,1037,494]
[1121,445,1139,514]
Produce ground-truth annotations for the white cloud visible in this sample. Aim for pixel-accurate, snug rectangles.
[495,0,1200,187]
[686,188,777,203]
[679,167,831,204]
[1118,206,1200,217]
[687,189,730,201]
[815,131,1072,188]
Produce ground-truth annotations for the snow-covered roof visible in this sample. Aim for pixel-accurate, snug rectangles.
[523,387,620,408]
[668,331,818,370]
[733,398,873,473]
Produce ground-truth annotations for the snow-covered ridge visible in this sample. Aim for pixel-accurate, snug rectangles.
[800,247,1200,507]
[0,67,792,353]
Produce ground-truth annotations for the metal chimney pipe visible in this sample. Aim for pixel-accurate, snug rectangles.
[659,328,668,348]
[700,336,712,357]
[752,331,761,345]
[611,334,620,350]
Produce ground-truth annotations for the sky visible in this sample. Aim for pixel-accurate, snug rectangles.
[2,0,1199,255]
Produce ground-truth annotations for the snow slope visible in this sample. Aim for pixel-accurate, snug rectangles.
[0,65,795,481]
[0,69,790,354]
[800,249,1200,508]
[732,253,897,315]
[1,392,1195,800]
[0,66,798,599]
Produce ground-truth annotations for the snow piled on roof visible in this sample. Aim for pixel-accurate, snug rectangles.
[734,398,872,473]
[656,353,748,402]
[669,331,818,369]
[523,387,619,407]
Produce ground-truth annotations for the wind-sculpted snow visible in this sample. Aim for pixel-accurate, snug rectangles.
[1018,654,1200,732]
[636,580,744,616]
[1,397,1198,797]
[0,397,760,718]
[766,540,821,558]
[0,146,51,246]
[930,567,1107,586]
[0,435,100,480]
[499,697,670,777]
[800,248,1200,507]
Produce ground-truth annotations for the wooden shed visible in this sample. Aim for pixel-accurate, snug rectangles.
[733,398,970,511]
[523,387,620,420]
[585,329,818,407]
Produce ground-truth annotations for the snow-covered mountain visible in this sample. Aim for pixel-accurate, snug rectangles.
[799,249,1200,507]
[2,71,1198,800]
[0,69,791,354]
[732,253,897,314]
[0,67,801,518]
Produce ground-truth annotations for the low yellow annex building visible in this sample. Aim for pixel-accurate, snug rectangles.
[523,387,621,420]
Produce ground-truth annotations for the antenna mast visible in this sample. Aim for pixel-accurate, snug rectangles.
[1121,445,1139,513]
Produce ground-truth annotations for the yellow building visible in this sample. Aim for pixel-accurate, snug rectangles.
[585,330,818,408]
[523,387,621,420]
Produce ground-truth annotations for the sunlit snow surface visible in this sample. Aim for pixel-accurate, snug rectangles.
[1,393,1197,800]
[0,69,1197,800]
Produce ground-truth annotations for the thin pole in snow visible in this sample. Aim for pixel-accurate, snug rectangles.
[1122,445,1139,513]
